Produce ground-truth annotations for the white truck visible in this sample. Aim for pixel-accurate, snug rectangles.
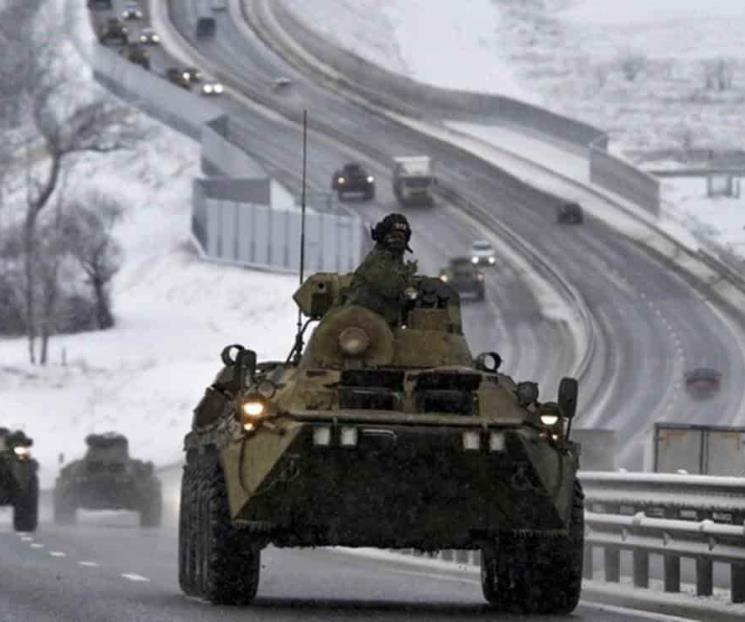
[392,156,436,206]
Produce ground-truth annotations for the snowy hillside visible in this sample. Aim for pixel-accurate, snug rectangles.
[0,14,299,486]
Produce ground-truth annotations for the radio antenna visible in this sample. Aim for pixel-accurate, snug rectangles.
[292,110,308,365]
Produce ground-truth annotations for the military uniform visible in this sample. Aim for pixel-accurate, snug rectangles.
[344,213,416,325]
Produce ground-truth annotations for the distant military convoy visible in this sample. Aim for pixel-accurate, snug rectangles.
[178,213,584,614]
[54,433,162,527]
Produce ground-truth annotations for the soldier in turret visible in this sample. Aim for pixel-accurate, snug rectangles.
[344,213,418,325]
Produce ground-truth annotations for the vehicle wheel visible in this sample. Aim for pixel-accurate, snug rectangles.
[481,480,584,614]
[178,461,198,596]
[140,486,162,527]
[13,473,39,532]
[199,462,261,605]
[53,489,77,526]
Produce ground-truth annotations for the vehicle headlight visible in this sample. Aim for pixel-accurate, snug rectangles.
[488,256,496,264]
[139,36,146,42]
[122,27,128,33]
[182,72,190,80]
[338,326,370,356]
[239,395,271,432]
[471,257,478,264]
[153,35,160,42]
[13,446,30,459]
[338,177,345,184]
[203,84,213,93]
[214,83,223,93]
[366,175,374,183]
[439,274,448,282]
[540,413,559,427]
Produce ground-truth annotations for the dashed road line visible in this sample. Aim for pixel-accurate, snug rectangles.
[49,551,67,558]
[79,561,100,568]
[121,573,150,582]
[19,536,33,542]
[30,543,44,549]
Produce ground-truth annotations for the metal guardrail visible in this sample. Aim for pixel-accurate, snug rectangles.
[395,471,745,605]
[582,471,745,604]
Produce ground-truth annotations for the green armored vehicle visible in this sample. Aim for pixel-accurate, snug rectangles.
[54,433,162,527]
[0,428,38,532]
[179,216,583,614]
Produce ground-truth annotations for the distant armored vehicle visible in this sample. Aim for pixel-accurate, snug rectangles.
[684,367,721,399]
[99,18,128,46]
[393,155,435,206]
[139,27,160,45]
[439,257,485,300]
[0,429,38,532]
[165,67,191,90]
[470,239,496,266]
[53,433,161,527]
[179,213,583,614]
[122,43,149,70]
[557,201,584,224]
[331,163,375,201]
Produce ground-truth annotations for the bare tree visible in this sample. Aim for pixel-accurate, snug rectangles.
[2,1,137,363]
[619,50,646,82]
[63,193,123,332]
[704,58,734,91]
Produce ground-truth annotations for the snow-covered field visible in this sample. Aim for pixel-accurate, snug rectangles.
[283,0,745,264]
[0,8,298,486]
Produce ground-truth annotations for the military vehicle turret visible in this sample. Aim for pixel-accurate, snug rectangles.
[0,428,39,532]
[53,433,161,527]
[179,267,584,613]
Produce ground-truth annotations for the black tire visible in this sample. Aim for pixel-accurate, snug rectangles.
[198,462,261,605]
[140,486,162,527]
[53,489,77,526]
[13,474,39,532]
[481,480,584,614]
[178,462,199,596]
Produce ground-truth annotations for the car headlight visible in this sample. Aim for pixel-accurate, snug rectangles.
[367,175,374,183]
[338,326,370,356]
[13,446,30,459]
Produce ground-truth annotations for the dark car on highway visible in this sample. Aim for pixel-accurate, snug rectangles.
[98,18,128,46]
[331,163,375,201]
[165,67,191,90]
[439,257,485,300]
[684,368,721,399]
[557,201,584,224]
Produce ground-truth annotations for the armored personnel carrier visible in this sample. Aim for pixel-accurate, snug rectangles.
[0,428,38,532]
[54,433,162,527]
[179,272,583,613]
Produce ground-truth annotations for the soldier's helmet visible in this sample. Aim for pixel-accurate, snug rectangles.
[371,213,412,252]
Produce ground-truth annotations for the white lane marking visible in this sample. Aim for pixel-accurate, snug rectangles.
[79,561,100,568]
[20,536,33,542]
[584,602,697,621]
[121,573,150,582]
[30,543,44,549]
[49,551,67,558]
[390,567,479,585]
